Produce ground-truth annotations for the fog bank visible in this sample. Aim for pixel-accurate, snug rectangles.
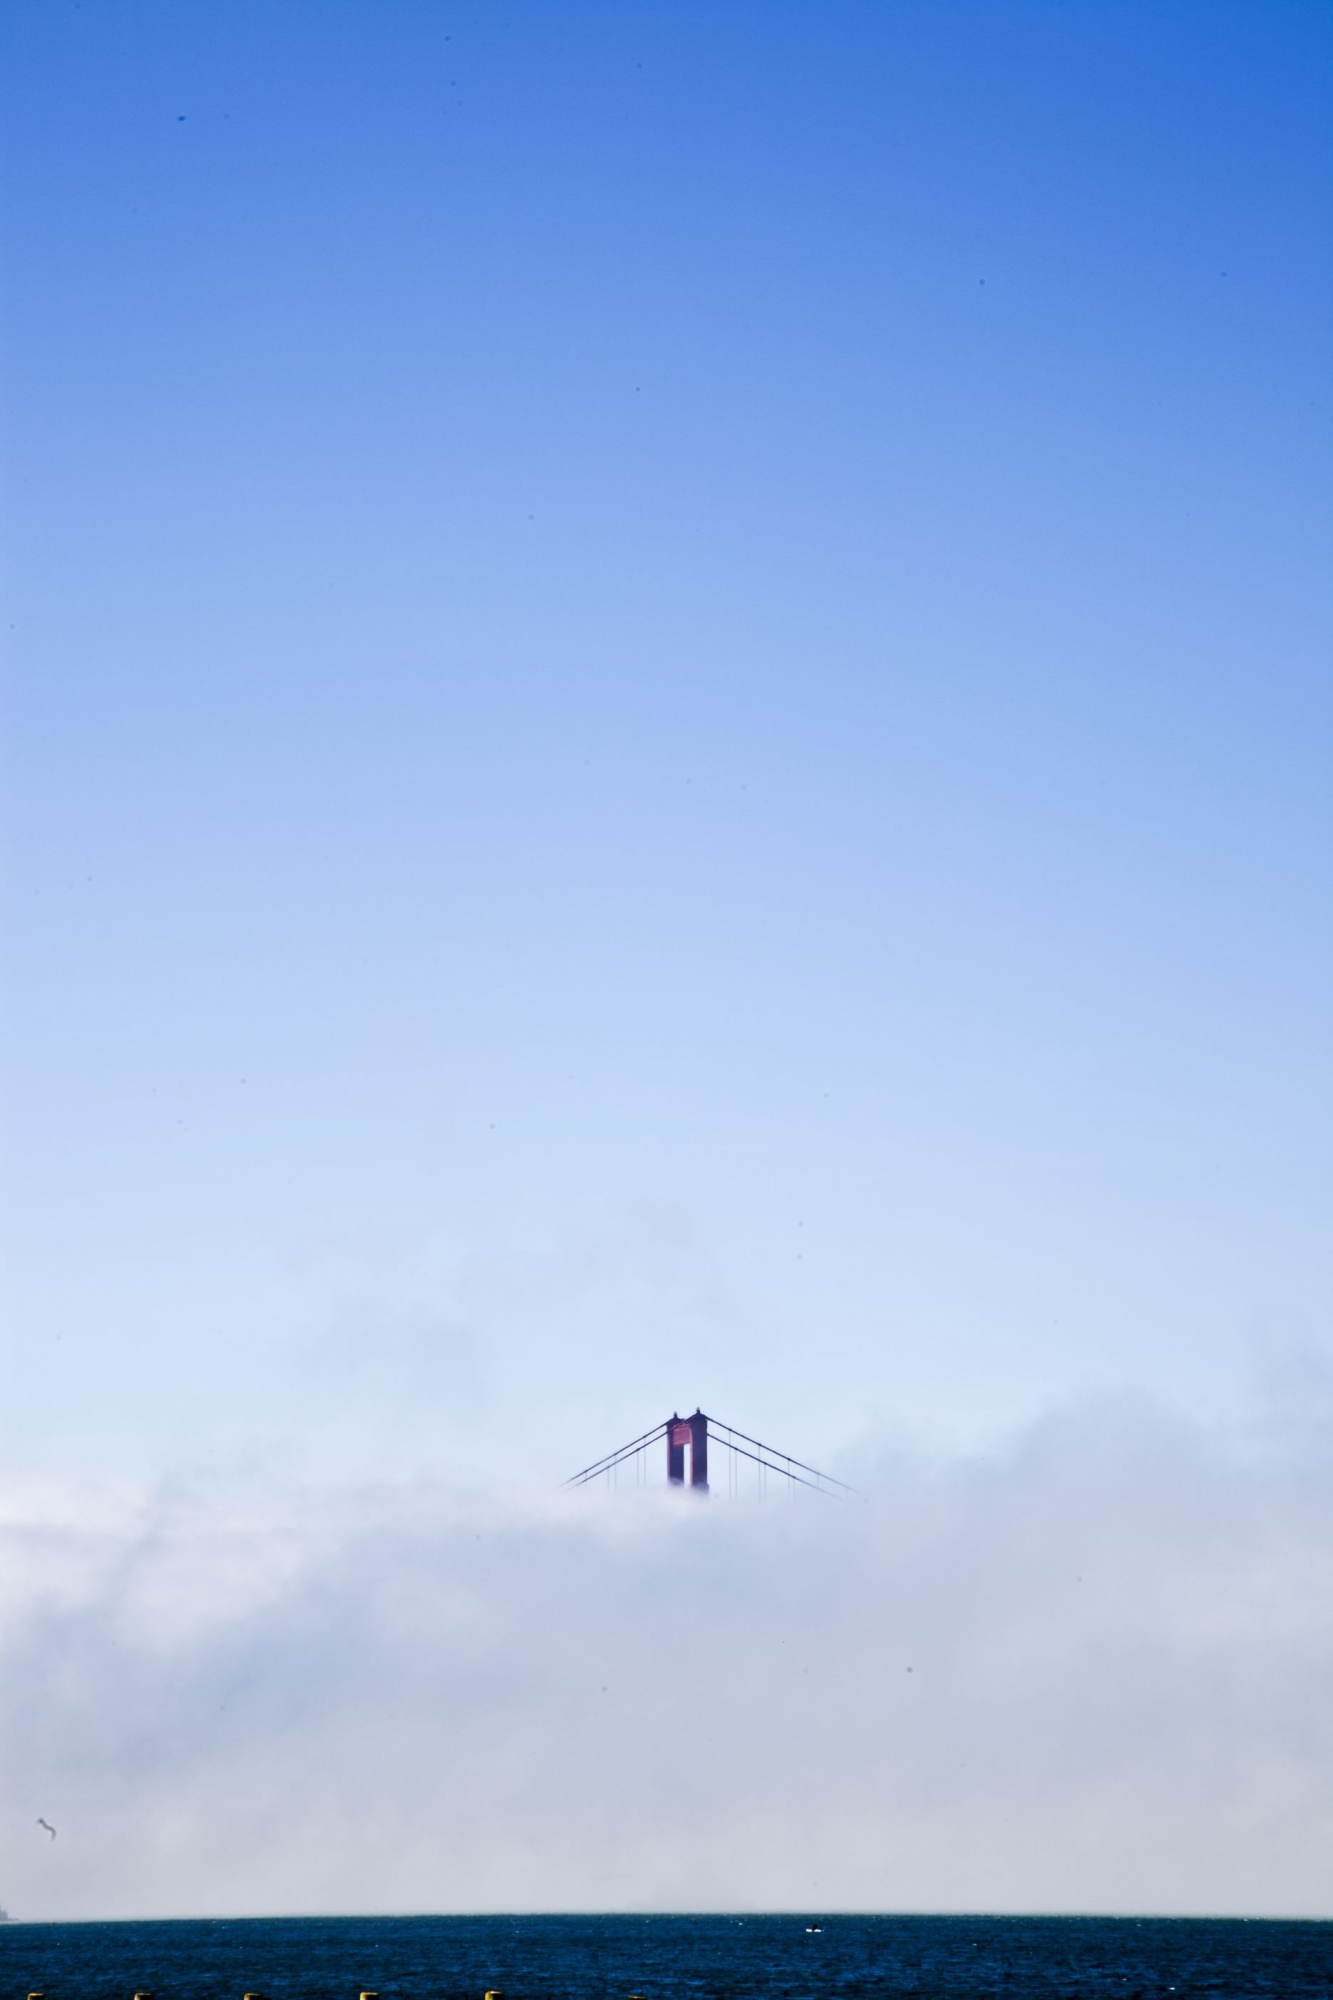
[2,1400,1331,1920]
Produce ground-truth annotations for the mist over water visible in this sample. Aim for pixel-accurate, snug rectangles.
[3,1397,1330,1922]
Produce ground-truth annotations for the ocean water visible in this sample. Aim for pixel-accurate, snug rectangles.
[1,1914,1330,2000]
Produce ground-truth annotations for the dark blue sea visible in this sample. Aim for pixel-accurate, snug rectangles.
[2,1915,1331,2000]
[2,1912,1328,2000]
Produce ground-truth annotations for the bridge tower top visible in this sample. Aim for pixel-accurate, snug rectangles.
[667,1410,709,1491]
[564,1411,855,1499]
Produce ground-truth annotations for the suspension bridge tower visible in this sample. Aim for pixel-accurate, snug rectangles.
[565,1410,853,1498]
[667,1410,709,1491]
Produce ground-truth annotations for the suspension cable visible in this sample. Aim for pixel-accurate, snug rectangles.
[707,1417,859,1492]
[564,1422,669,1487]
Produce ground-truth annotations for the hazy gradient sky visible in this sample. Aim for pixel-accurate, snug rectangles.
[2,0,1331,1488]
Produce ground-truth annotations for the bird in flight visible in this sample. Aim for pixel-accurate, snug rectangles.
[37,1819,56,1840]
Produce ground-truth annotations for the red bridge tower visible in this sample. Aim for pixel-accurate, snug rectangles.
[667,1410,709,1492]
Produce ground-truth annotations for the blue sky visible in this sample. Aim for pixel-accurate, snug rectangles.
[2,0,1330,1486]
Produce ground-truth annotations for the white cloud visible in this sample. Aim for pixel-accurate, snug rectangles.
[2,1399,1331,1921]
